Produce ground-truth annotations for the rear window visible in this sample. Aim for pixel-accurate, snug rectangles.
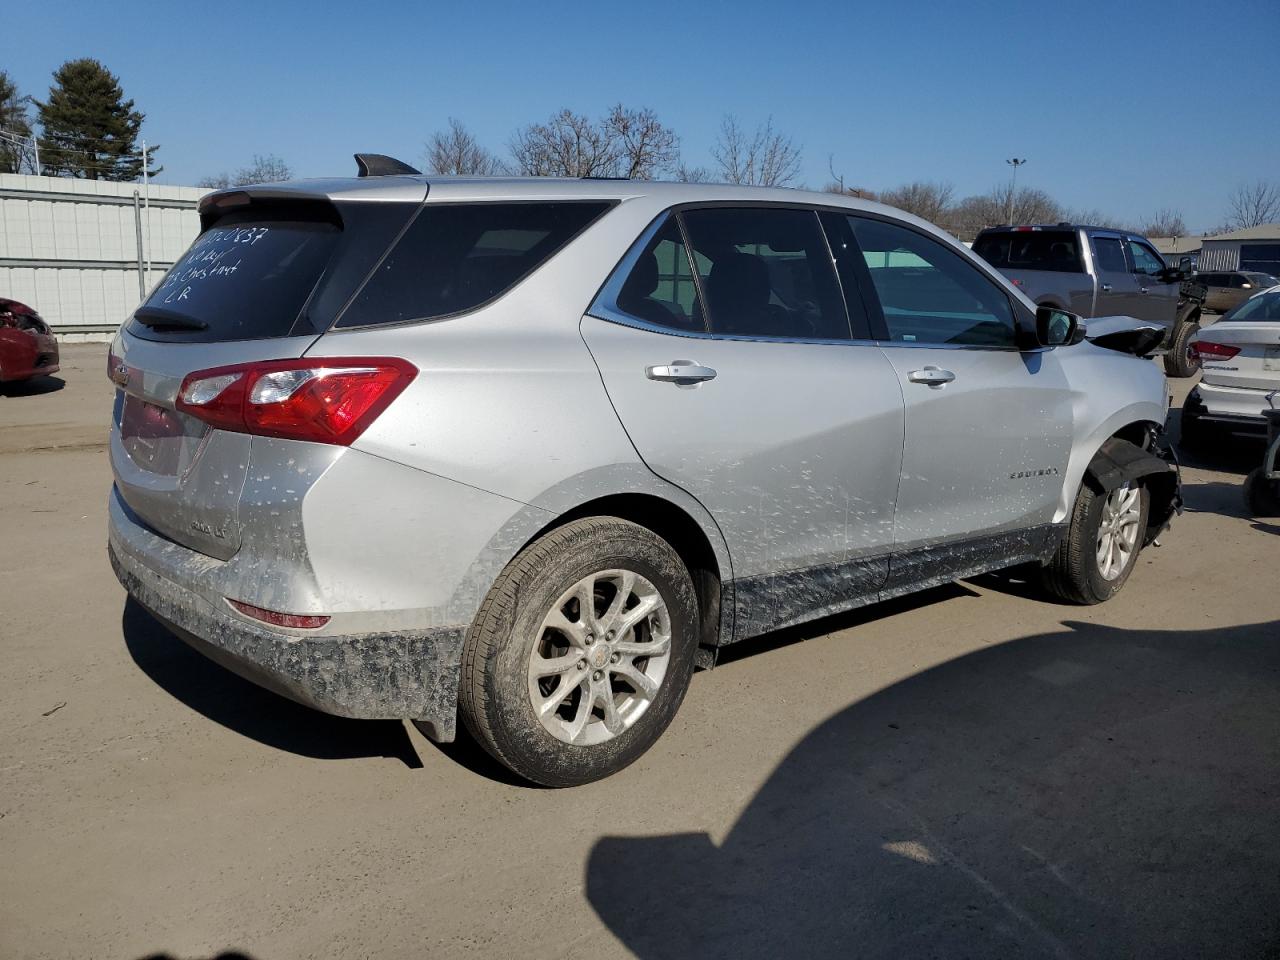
[1224,291,1280,322]
[131,214,340,340]
[972,230,1082,273]
[337,201,611,328]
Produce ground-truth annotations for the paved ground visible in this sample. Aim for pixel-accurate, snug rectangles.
[2,343,1278,960]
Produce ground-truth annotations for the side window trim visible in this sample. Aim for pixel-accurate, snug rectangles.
[843,212,1023,351]
[817,210,881,340]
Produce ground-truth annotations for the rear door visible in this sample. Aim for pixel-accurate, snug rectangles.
[110,195,419,558]
[1126,238,1178,325]
[838,213,1073,578]
[583,206,905,635]
[1088,233,1139,316]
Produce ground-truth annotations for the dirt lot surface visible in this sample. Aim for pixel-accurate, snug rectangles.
[2,343,1278,959]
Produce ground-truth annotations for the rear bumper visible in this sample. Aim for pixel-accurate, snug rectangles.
[108,492,464,740]
[1192,382,1273,434]
[0,331,59,381]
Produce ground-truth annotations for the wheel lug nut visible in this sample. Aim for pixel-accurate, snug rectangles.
[606,630,615,641]
[592,670,603,682]
[585,634,594,645]
[610,652,620,663]
[577,659,587,670]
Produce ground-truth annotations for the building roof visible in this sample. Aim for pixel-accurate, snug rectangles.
[1150,236,1203,255]
[1201,223,1280,242]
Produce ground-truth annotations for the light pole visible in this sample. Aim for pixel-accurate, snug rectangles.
[1005,157,1026,224]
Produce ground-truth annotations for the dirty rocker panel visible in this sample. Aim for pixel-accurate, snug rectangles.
[729,524,1064,643]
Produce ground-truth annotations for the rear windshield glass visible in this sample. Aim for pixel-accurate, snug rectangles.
[972,230,1082,273]
[131,215,339,340]
[336,201,611,328]
[1224,291,1280,322]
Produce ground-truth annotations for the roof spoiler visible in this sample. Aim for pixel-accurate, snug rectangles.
[354,153,422,177]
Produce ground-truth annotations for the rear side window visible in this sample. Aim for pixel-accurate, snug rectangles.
[338,201,610,328]
[1091,236,1128,273]
[679,207,850,339]
[849,216,1016,347]
[134,216,340,340]
[972,230,1082,273]
[614,216,702,330]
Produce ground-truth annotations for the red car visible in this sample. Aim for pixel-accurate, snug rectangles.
[0,298,60,382]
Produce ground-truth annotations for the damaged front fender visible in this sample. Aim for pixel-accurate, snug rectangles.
[1086,435,1182,546]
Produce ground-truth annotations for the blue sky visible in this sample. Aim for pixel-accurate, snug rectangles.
[4,0,1276,232]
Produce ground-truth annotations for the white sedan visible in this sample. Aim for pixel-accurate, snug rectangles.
[1182,286,1280,448]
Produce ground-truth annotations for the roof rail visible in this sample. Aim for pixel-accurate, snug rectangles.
[353,154,422,177]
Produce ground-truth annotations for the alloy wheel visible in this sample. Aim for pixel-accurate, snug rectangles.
[1096,483,1142,581]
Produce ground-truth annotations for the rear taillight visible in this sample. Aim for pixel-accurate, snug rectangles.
[1190,341,1240,361]
[176,357,417,445]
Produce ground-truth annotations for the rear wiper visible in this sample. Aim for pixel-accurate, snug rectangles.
[133,307,208,331]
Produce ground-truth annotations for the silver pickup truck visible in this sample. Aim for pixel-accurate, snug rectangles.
[973,224,1205,377]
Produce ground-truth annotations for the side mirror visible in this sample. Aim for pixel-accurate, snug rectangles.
[1156,266,1187,283]
[1035,305,1081,347]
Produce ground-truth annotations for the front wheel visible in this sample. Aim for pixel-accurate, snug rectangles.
[459,517,699,787]
[1040,479,1150,604]
[1163,318,1201,378]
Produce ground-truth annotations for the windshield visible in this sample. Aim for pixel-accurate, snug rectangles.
[1224,291,1280,322]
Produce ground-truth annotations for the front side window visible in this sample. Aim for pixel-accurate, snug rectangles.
[338,201,610,328]
[679,207,850,339]
[1091,236,1129,273]
[1127,240,1165,276]
[848,216,1016,347]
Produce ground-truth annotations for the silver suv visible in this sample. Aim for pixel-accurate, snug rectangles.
[108,163,1181,785]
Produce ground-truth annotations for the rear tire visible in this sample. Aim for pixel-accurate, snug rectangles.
[1244,467,1280,518]
[459,517,699,787]
[1163,318,1201,378]
[1040,478,1150,605]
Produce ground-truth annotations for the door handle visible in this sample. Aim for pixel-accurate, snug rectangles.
[907,366,956,387]
[646,360,718,384]
[1139,286,1149,294]
[1100,283,1112,292]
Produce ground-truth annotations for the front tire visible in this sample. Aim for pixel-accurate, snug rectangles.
[459,517,699,787]
[1163,318,1201,378]
[1040,478,1150,604]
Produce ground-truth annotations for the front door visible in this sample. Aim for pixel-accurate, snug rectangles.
[837,214,1074,588]
[1126,238,1179,325]
[582,207,906,636]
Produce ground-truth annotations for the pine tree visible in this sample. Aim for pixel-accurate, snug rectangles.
[0,69,36,174]
[36,59,160,181]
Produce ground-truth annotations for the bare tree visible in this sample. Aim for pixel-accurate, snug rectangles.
[711,115,802,187]
[878,181,954,223]
[510,109,621,178]
[675,164,713,183]
[1140,208,1187,238]
[605,105,679,179]
[0,70,37,174]
[949,186,1064,240]
[196,172,232,189]
[822,182,877,200]
[197,154,292,189]
[1064,208,1136,232]
[426,118,502,176]
[1227,180,1280,229]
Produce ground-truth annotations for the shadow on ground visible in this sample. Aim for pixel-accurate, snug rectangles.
[0,374,65,397]
[587,619,1280,959]
[122,599,422,768]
